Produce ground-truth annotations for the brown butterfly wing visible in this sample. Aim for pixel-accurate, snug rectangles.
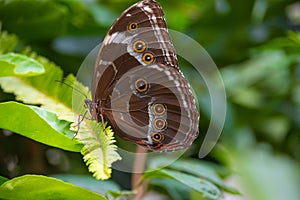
[105,64,199,152]
[91,0,178,101]
[90,0,199,152]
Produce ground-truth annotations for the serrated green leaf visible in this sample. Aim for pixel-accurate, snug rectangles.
[0,175,107,200]
[0,53,75,121]
[0,101,82,152]
[0,53,45,76]
[78,121,121,180]
[143,169,222,200]
[65,74,122,180]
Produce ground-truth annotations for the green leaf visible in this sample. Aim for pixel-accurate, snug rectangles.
[0,31,18,54]
[0,0,68,40]
[107,190,136,199]
[0,53,45,76]
[0,176,9,186]
[149,178,191,200]
[143,169,222,200]
[0,101,82,152]
[0,175,107,200]
[148,157,237,194]
[51,174,120,195]
[0,60,15,76]
[171,162,238,194]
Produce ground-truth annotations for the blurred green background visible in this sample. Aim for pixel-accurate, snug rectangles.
[0,0,300,199]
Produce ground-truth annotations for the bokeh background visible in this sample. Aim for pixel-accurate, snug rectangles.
[0,0,299,199]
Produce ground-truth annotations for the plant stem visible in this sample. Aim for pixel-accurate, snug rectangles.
[132,145,148,200]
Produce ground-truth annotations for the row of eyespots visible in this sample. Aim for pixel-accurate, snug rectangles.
[151,103,167,143]
[128,22,155,65]
[128,22,165,143]
[132,80,167,142]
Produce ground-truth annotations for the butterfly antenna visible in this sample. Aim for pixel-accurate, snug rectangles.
[55,79,88,99]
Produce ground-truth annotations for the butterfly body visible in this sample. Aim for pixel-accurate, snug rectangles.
[89,0,199,152]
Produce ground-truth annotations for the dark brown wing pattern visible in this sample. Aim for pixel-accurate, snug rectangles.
[106,64,199,152]
[90,0,199,152]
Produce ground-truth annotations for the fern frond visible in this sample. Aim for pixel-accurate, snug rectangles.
[79,121,121,180]
[68,77,122,180]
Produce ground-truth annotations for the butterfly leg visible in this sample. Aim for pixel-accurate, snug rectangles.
[99,109,108,135]
[73,110,89,139]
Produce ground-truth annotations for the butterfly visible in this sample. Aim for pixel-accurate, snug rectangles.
[85,0,199,152]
